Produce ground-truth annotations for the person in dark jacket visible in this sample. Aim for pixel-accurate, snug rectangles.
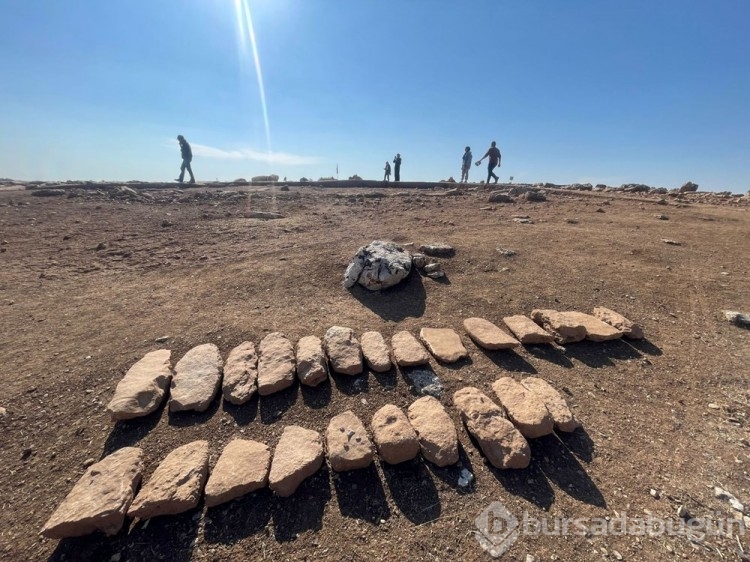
[393,153,402,182]
[176,135,195,184]
[476,141,501,184]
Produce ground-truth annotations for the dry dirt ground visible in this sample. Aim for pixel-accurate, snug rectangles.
[1,183,749,562]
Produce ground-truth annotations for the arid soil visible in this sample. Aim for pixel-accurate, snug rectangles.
[1,183,749,562]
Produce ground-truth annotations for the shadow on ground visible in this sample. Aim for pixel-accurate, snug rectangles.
[348,271,426,321]
[333,464,391,523]
[382,459,441,524]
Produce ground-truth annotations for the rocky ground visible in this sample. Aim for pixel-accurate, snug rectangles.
[0,180,749,561]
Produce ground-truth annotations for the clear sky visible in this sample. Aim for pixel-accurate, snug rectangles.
[0,0,748,191]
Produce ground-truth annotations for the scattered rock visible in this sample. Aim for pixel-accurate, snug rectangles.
[295,336,329,386]
[521,378,580,432]
[370,405,419,465]
[463,317,520,350]
[244,211,284,220]
[496,247,517,257]
[82,458,96,469]
[513,217,534,224]
[204,440,270,507]
[565,218,579,224]
[257,332,296,395]
[411,253,428,269]
[391,331,431,366]
[458,467,474,488]
[222,341,258,404]
[41,448,144,538]
[491,377,554,438]
[323,326,363,375]
[326,411,374,471]
[593,307,644,339]
[655,214,668,220]
[154,336,169,343]
[407,396,459,467]
[31,189,66,197]
[268,426,324,497]
[128,441,209,519]
[662,239,682,246]
[107,349,173,421]
[343,240,412,291]
[403,366,443,397]
[360,331,392,372]
[488,192,513,203]
[677,505,691,520]
[419,328,468,363]
[502,315,555,344]
[714,486,745,513]
[723,310,750,328]
[521,190,546,202]
[418,243,455,257]
[169,344,223,412]
[453,386,530,469]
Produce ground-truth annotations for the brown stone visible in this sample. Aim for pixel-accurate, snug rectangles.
[326,411,374,471]
[128,441,209,519]
[391,331,431,367]
[268,426,324,497]
[491,377,554,438]
[257,332,296,396]
[371,405,419,464]
[360,331,392,372]
[453,387,530,469]
[295,336,328,386]
[530,309,587,343]
[593,307,643,339]
[521,378,580,432]
[41,447,143,538]
[463,317,520,350]
[502,315,555,344]
[222,341,258,405]
[562,311,623,342]
[323,326,363,375]
[204,439,270,507]
[406,396,459,467]
[419,328,469,363]
[107,350,172,420]
[169,344,223,412]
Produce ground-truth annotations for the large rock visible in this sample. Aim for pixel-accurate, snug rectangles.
[407,396,459,467]
[371,405,419,464]
[419,328,469,363]
[520,378,580,432]
[593,307,644,339]
[269,426,325,497]
[257,332,296,395]
[323,326,363,375]
[488,191,513,203]
[41,447,144,538]
[502,315,555,344]
[343,240,412,291]
[563,311,623,341]
[204,440,270,507]
[107,350,172,420]
[360,331,392,372]
[222,341,258,404]
[326,411,374,471]
[295,336,329,386]
[463,317,520,350]
[391,331,431,367]
[491,377,554,438]
[531,310,622,343]
[679,181,699,193]
[128,441,209,519]
[169,344,223,412]
[453,387,530,469]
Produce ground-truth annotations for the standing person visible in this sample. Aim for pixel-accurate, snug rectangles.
[393,153,402,182]
[384,160,391,183]
[476,141,501,184]
[175,135,195,184]
[460,146,473,183]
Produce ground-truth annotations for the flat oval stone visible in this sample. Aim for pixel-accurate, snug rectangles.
[593,307,643,339]
[169,344,223,412]
[360,331,392,372]
[530,309,587,344]
[491,377,554,438]
[257,332,296,395]
[407,396,458,467]
[204,439,270,507]
[520,377,580,432]
[502,315,555,344]
[107,349,172,421]
[323,326,363,375]
[371,404,419,464]
[463,317,520,350]
[391,331,430,367]
[41,447,144,538]
[128,440,209,519]
[222,341,258,405]
[453,387,530,469]
[419,327,469,363]
[326,410,374,471]
[296,335,329,387]
[269,426,325,497]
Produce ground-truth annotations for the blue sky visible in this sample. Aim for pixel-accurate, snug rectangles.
[0,0,748,191]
